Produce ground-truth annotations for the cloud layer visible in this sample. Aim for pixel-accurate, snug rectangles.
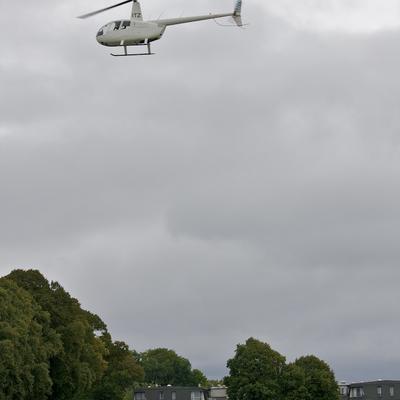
[1,0,400,382]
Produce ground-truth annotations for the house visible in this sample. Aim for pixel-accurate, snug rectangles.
[339,381,349,399]
[133,386,228,400]
[208,387,228,400]
[339,380,400,399]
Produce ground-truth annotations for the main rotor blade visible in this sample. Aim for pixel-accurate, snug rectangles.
[77,0,132,19]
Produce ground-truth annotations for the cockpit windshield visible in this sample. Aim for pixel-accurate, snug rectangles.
[97,20,131,36]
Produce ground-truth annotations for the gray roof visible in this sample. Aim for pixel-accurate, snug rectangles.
[348,380,400,386]
[135,387,207,392]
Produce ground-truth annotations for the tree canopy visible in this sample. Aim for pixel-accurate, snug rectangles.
[2,269,144,400]
[291,355,339,400]
[6,270,108,400]
[224,338,338,400]
[0,277,60,400]
[281,363,310,400]
[88,337,145,400]
[140,348,206,386]
[224,337,286,400]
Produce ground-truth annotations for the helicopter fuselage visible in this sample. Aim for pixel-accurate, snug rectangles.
[79,0,243,55]
[96,20,166,46]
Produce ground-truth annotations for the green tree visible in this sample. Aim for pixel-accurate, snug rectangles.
[89,336,144,400]
[190,369,207,386]
[281,363,310,400]
[0,278,61,400]
[140,348,205,386]
[7,269,107,400]
[224,337,286,400]
[292,355,339,400]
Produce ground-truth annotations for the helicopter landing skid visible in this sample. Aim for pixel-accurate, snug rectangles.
[110,53,156,57]
[111,52,154,56]
[111,43,154,57]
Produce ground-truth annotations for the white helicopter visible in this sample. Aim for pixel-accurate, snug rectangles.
[78,0,244,56]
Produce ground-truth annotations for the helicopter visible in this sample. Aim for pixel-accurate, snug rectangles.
[78,0,244,56]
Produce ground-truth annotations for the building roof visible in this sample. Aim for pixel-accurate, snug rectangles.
[348,380,400,386]
[135,387,207,391]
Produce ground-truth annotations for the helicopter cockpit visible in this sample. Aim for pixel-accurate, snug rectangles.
[97,20,131,37]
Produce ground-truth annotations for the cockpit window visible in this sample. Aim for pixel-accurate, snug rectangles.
[97,21,129,36]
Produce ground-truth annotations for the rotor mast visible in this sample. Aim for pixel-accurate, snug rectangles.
[131,0,143,22]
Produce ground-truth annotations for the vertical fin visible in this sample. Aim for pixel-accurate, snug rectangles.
[234,0,242,16]
[232,0,242,26]
[131,0,143,21]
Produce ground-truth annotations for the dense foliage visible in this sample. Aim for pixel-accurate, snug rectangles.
[224,338,286,400]
[140,348,207,386]
[88,337,145,400]
[224,337,338,400]
[291,355,339,400]
[0,278,60,400]
[0,270,144,400]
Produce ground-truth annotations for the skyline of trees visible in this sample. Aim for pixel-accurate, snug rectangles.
[0,269,339,399]
[0,269,211,400]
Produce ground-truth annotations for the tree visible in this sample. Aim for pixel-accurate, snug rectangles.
[140,348,206,386]
[0,278,61,400]
[292,355,339,400]
[191,369,207,386]
[6,269,107,400]
[89,336,145,400]
[224,337,286,400]
[281,363,310,400]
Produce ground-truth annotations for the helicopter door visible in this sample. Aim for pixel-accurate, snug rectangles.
[121,20,130,29]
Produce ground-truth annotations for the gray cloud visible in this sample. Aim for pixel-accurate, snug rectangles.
[1,0,400,383]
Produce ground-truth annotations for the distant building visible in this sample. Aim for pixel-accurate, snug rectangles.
[339,380,400,399]
[208,387,228,400]
[339,381,349,399]
[133,386,228,400]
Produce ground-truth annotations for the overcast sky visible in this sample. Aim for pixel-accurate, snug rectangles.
[2,0,400,383]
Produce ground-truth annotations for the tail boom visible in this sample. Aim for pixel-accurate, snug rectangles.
[151,0,243,28]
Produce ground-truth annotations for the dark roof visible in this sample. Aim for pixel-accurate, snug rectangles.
[348,380,400,386]
[135,387,207,392]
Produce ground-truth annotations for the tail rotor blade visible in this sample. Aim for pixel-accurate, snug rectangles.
[77,0,133,19]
